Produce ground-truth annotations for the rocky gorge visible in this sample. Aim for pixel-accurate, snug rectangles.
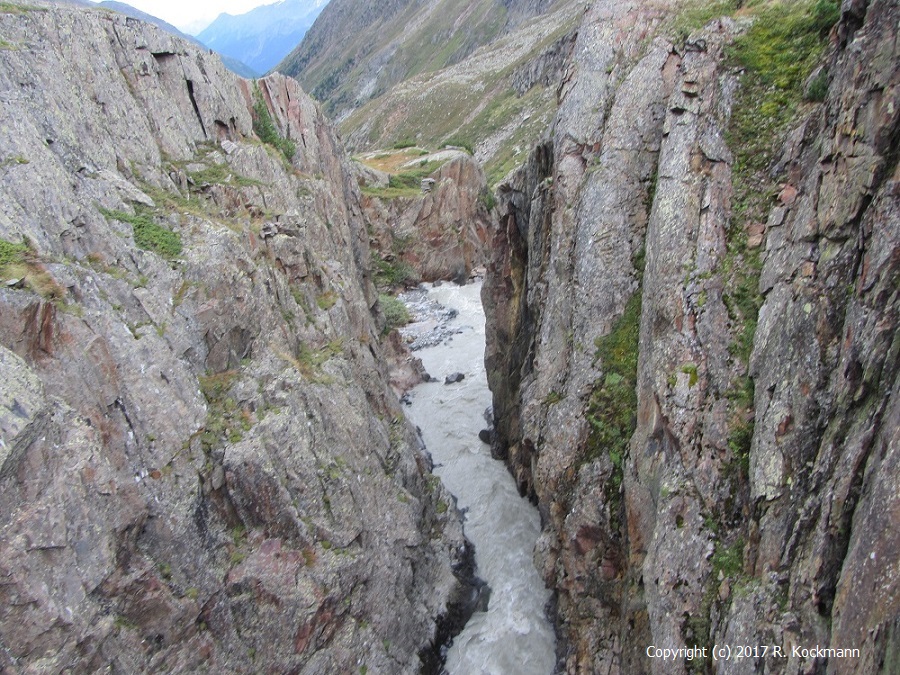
[0,0,897,673]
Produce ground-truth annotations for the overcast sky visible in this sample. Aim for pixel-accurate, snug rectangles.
[98,0,277,34]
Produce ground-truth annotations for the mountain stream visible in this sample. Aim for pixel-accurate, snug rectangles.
[401,282,556,674]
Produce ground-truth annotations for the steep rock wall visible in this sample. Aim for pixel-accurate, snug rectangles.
[0,2,470,673]
[362,154,493,284]
[484,0,898,672]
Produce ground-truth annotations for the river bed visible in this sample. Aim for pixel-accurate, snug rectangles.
[401,282,555,675]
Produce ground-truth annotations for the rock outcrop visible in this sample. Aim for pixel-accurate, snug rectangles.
[484,0,898,672]
[0,2,471,672]
[362,153,493,284]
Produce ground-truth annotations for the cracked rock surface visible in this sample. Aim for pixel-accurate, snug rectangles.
[0,3,472,672]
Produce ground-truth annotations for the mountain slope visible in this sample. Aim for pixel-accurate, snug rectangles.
[198,0,329,75]
[277,0,560,122]
[341,0,580,185]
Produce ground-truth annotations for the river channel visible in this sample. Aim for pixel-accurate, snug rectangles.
[401,281,555,675]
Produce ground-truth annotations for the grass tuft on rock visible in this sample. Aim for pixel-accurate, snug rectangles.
[0,237,28,267]
[584,290,642,522]
[373,255,418,289]
[0,237,67,302]
[99,206,182,258]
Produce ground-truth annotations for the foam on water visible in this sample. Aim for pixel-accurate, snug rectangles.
[403,282,555,675]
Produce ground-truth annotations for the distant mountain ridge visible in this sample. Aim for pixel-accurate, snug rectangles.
[198,0,329,75]
[277,0,559,122]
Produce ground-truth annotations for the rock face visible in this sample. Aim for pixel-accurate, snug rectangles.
[0,2,470,673]
[484,0,899,673]
[362,154,493,283]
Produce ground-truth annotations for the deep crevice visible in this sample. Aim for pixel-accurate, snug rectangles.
[185,79,208,139]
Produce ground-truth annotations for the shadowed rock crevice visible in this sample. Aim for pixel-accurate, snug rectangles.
[185,79,208,139]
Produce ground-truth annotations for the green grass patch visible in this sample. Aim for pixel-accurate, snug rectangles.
[584,290,642,524]
[587,291,642,465]
[545,390,564,405]
[99,206,182,258]
[361,160,443,199]
[479,188,497,212]
[442,137,474,155]
[0,2,45,14]
[669,0,743,40]
[187,162,262,188]
[724,0,839,193]
[712,0,836,489]
[316,290,337,310]
[1,238,68,303]
[712,537,745,578]
[275,341,341,383]
[680,362,699,387]
[805,68,829,101]
[197,369,258,451]
[0,155,28,167]
[361,185,420,199]
[0,237,27,267]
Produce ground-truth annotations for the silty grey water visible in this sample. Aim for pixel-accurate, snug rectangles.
[402,281,555,674]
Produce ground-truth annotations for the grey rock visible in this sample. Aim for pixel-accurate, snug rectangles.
[483,0,899,671]
[0,4,471,673]
[363,155,493,284]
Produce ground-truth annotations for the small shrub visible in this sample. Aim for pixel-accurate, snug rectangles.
[680,363,699,387]
[442,137,474,155]
[187,162,261,188]
[379,294,410,331]
[545,390,564,405]
[712,538,745,578]
[252,83,296,161]
[374,256,417,288]
[805,68,829,102]
[479,188,497,211]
